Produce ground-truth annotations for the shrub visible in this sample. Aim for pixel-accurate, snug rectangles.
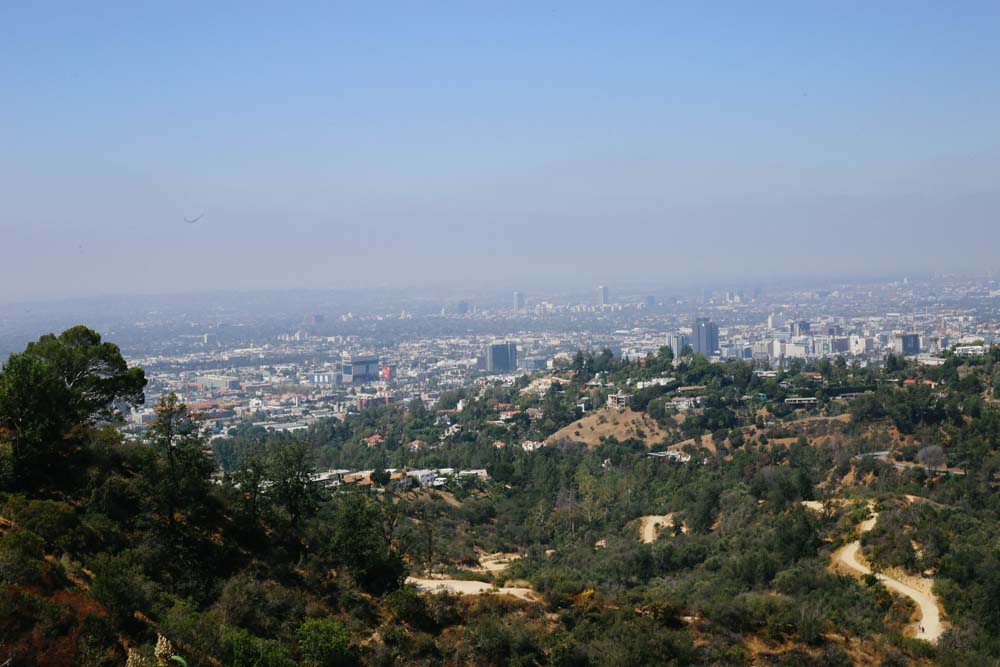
[384,586,435,631]
[11,499,77,552]
[296,617,356,667]
[216,573,306,639]
[220,626,295,667]
[89,551,156,628]
[0,530,45,584]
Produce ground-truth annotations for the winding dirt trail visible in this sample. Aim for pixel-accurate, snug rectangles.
[475,552,521,573]
[833,508,944,643]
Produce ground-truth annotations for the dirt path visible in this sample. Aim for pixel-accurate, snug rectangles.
[476,552,521,572]
[834,508,944,643]
[800,498,852,514]
[639,514,686,543]
[455,551,522,574]
[406,577,536,601]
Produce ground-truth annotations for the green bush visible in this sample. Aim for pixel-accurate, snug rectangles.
[384,585,435,631]
[0,530,45,584]
[12,498,78,552]
[219,627,295,667]
[158,600,223,666]
[216,573,306,639]
[220,626,295,667]
[296,617,357,667]
[89,551,156,627]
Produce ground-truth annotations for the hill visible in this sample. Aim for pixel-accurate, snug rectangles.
[545,407,667,447]
[6,328,1000,665]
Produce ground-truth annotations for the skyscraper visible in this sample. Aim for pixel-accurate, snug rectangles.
[894,333,920,356]
[693,318,719,357]
[484,342,518,372]
[789,320,811,336]
[666,333,689,356]
[342,354,380,383]
[514,291,526,311]
[598,285,609,305]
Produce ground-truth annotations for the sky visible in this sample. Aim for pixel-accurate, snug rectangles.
[2,2,1000,303]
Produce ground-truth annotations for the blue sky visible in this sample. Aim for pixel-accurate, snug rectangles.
[2,2,1000,301]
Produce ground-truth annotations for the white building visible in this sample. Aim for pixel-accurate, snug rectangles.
[407,469,437,487]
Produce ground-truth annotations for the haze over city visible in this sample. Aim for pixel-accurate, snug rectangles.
[3,2,1000,303]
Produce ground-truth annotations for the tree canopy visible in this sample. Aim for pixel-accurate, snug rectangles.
[0,325,146,488]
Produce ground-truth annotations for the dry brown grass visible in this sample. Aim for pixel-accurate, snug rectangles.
[545,408,667,447]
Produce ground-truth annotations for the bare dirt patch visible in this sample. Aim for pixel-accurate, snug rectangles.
[406,577,537,602]
[638,513,687,543]
[546,408,666,447]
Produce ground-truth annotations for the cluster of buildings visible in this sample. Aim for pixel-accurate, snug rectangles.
[121,276,1000,437]
[658,313,989,368]
[307,466,489,491]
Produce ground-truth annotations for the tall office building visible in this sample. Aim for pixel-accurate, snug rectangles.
[693,318,719,357]
[644,295,656,308]
[342,354,380,383]
[484,342,518,372]
[598,285,609,306]
[789,320,811,336]
[666,333,689,356]
[894,333,920,356]
[514,291,526,311]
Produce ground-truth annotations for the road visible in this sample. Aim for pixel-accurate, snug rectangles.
[834,510,944,642]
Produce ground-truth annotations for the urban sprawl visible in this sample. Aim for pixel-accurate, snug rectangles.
[92,276,1000,487]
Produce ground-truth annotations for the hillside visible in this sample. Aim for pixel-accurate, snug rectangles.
[545,407,667,447]
[5,328,1000,666]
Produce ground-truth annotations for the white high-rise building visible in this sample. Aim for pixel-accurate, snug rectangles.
[849,335,871,355]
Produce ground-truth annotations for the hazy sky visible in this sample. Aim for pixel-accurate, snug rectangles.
[3,2,1000,303]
